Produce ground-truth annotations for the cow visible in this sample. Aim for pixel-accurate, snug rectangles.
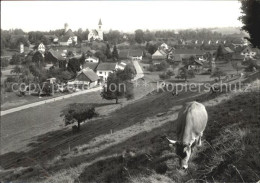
[165,101,208,170]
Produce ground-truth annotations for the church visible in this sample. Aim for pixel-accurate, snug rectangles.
[88,19,103,41]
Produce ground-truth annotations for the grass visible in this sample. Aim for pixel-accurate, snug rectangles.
[1,73,259,182]
[75,79,260,183]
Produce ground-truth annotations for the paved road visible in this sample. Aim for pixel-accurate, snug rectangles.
[132,60,144,80]
[0,86,102,116]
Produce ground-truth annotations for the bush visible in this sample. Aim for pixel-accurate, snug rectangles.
[1,58,9,68]
[159,72,170,80]
[165,68,175,76]
[157,61,169,71]
[148,64,157,72]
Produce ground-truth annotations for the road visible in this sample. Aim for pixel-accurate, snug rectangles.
[132,60,144,80]
[0,86,102,116]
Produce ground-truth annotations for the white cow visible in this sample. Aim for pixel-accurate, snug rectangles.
[166,101,208,169]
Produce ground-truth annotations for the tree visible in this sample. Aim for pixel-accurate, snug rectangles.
[146,43,157,55]
[144,30,155,42]
[94,51,107,62]
[10,53,25,65]
[32,51,45,67]
[166,68,175,77]
[112,45,119,61]
[178,67,195,81]
[231,61,240,75]
[215,45,224,61]
[1,58,9,68]
[105,44,112,59]
[11,65,22,76]
[117,64,136,81]
[239,0,260,48]
[67,58,81,73]
[61,103,98,131]
[157,61,169,71]
[101,68,136,104]
[159,72,171,80]
[211,67,226,81]
[244,59,259,72]
[183,56,196,67]
[135,29,144,44]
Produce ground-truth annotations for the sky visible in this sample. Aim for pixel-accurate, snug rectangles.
[1,1,243,32]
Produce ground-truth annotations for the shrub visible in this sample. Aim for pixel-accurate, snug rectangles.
[159,72,170,80]
[165,68,175,76]
[157,61,169,71]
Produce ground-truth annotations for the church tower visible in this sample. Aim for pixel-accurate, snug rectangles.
[64,23,69,33]
[98,19,103,40]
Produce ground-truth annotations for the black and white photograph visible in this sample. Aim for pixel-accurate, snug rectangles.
[0,0,260,182]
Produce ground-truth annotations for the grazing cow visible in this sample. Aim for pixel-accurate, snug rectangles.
[166,101,208,169]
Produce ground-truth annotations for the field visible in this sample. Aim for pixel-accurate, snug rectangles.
[0,70,259,182]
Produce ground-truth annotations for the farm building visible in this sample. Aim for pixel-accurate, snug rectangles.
[96,62,117,82]
[152,49,167,60]
[75,68,99,88]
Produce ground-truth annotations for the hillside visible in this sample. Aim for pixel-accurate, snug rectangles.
[0,73,259,182]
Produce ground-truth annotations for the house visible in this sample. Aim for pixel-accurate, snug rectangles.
[160,43,169,50]
[118,50,143,60]
[59,23,77,46]
[96,62,117,82]
[88,19,103,41]
[128,50,143,61]
[172,49,206,60]
[85,56,99,63]
[44,35,59,44]
[187,59,204,73]
[152,49,167,60]
[82,62,99,71]
[59,36,73,46]
[47,49,67,68]
[241,46,260,59]
[75,68,99,88]
[232,54,245,61]
[37,43,45,53]
[116,61,127,70]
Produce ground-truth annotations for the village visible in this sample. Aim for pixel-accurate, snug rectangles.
[1,19,260,108]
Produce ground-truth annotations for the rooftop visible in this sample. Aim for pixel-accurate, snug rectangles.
[96,62,117,71]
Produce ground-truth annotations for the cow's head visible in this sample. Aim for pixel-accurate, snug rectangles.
[166,137,192,170]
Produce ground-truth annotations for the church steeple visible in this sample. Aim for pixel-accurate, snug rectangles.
[98,18,102,29]
[97,18,103,40]
[98,19,102,26]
